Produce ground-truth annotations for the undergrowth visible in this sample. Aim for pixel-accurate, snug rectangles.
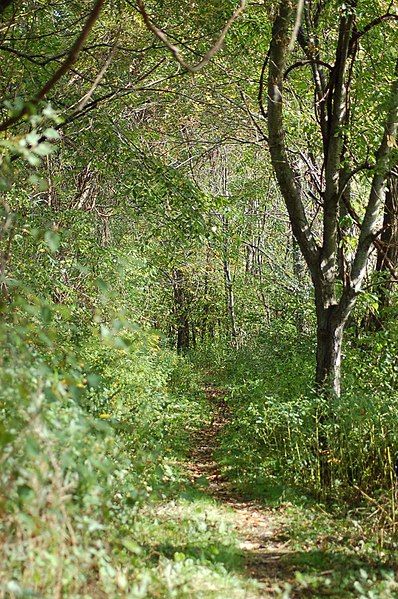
[0,311,217,597]
[192,322,398,523]
[268,502,398,598]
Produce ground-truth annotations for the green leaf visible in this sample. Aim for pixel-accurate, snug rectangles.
[121,539,142,554]
[43,127,60,140]
[33,142,54,156]
[44,230,60,252]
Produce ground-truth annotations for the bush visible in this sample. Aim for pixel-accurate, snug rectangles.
[0,310,208,596]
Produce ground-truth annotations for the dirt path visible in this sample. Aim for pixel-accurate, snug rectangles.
[187,383,294,596]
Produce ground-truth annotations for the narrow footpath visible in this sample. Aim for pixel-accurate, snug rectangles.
[187,383,293,596]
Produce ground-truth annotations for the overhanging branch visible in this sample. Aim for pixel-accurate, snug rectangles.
[136,0,246,73]
[0,0,106,132]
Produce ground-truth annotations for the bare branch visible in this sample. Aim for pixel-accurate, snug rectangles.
[288,0,305,52]
[136,0,246,73]
[258,48,270,121]
[73,38,118,112]
[350,12,398,51]
[284,59,332,79]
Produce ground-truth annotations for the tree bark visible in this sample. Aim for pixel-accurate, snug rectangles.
[172,269,190,353]
[314,293,345,487]
[292,235,306,333]
[315,304,344,398]
[266,0,397,489]
[365,171,398,329]
[267,3,398,404]
[222,216,238,343]
[376,172,398,305]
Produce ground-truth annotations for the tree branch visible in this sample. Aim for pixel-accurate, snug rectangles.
[258,48,270,120]
[340,188,398,282]
[340,59,398,317]
[288,0,305,52]
[267,1,320,275]
[136,0,246,73]
[0,0,106,132]
[321,4,356,286]
[350,13,398,51]
[284,59,332,79]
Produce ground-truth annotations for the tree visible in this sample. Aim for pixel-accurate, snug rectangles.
[266,0,398,401]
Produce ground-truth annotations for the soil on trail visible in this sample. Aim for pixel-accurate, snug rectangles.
[187,383,293,596]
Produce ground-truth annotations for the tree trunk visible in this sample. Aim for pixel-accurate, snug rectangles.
[172,269,190,353]
[363,172,398,330]
[223,254,238,342]
[376,172,398,307]
[292,235,306,333]
[314,297,345,488]
[221,215,238,343]
[315,307,344,398]
[266,2,398,491]
[200,245,211,341]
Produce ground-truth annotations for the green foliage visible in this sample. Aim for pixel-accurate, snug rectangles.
[0,308,211,596]
[273,502,398,598]
[0,192,213,595]
[1,1,398,595]
[202,325,398,504]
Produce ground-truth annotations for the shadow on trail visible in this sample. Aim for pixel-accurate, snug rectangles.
[178,381,396,597]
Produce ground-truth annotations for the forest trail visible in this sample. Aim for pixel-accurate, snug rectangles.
[187,383,293,596]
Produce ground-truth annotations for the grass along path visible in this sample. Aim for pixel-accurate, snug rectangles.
[183,381,398,598]
[128,380,398,598]
[127,382,290,598]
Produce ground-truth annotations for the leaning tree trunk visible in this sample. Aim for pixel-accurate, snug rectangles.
[375,172,398,310]
[363,171,398,330]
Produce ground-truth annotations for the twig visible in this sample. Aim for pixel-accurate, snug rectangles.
[288,0,305,52]
[74,36,118,112]
[0,0,106,132]
[353,485,394,523]
[136,0,246,73]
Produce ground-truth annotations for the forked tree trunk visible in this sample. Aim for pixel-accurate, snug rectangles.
[267,1,398,490]
[267,2,397,399]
